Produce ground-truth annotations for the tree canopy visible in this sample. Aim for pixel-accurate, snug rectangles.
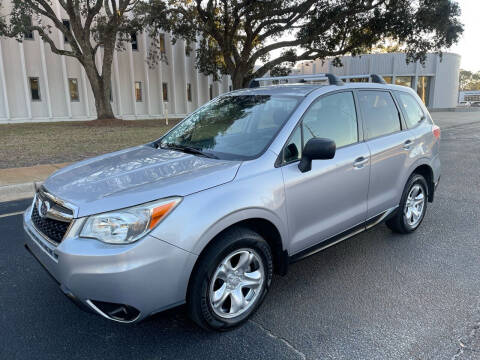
[459,70,480,91]
[143,0,463,89]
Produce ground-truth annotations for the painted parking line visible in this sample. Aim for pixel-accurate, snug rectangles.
[0,211,24,219]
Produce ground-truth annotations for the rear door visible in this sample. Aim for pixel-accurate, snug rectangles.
[281,91,370,255]
[357,90,412,219]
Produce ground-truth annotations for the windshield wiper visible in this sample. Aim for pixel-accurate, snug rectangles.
[160,143,219,159]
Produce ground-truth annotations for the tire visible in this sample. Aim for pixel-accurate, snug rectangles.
[386,173,428,234]
[187,227,273,331]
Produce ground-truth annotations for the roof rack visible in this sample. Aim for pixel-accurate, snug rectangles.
[339,74,387,84]
[249,73,344,88]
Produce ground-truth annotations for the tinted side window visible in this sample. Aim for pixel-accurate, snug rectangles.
[358,91,401,139]
[396,92,424,128]
[302,92,358,148]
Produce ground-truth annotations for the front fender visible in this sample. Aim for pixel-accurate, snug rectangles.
[149,160,288,256]
[188,207,287,255]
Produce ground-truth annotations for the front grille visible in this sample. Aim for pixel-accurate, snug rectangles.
[31,204,70,245]
[37,190,73,217]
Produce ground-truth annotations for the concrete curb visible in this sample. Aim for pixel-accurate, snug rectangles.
[0,163,69,203]
[0,181,40,202]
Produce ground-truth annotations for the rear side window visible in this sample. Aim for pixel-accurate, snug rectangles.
[358,91,401,139]
[302,91,358,148]
[396,92,424,128]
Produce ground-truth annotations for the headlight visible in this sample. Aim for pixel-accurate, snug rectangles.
[80,197,181,244]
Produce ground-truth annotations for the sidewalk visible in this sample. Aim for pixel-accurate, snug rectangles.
[0,163,69,202]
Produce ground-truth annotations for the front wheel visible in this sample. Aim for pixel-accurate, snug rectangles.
[187,227,273,331]
[386,174,428,234]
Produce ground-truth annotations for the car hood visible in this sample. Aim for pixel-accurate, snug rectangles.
[43,145,241,217]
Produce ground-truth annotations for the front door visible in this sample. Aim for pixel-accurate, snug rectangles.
[281,91,370,255]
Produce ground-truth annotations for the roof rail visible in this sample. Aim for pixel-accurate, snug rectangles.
[339,74,387,84]
[249,73,344,88]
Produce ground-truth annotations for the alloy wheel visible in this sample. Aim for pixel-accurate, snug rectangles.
[209,249,265,319]
[404,184,425,227]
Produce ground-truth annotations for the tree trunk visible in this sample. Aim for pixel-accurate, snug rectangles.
[83,57,116,120]
[92,83,115,120]
[232,73,250,90]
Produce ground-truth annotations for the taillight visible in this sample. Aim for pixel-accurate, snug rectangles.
[432,125,440,139]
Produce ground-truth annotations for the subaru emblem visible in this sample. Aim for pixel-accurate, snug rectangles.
[39,199,50,218]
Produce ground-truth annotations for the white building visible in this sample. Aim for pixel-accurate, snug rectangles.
[295,52,461,109]
[0,2,231,124]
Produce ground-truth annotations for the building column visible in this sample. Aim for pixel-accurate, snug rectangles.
[413,60,419,92]
[368,55,373,79]
[182,40,188,113]
[194,38,201,107]
[54,1,72,118]
[391,55,397,84]
[156,37,165,117]
[18,42,32,120]
[168,34,177,114]
[215,77,221,97]
[127,41,136,117]
[81,68,90,117]
[0,40,10,120]
[142,32,152,117]
[113,50,122,116]
[39,38,53,119]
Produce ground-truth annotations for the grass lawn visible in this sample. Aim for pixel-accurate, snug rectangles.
[0,119,180,169]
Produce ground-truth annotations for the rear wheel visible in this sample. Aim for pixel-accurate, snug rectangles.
[187,227,273,331]
[386,174,428,234]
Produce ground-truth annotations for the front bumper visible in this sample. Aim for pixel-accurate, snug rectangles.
[23,207,197,323]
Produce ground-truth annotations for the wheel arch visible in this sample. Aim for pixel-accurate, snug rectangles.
[188,213,289,291]
[410,163,435,202]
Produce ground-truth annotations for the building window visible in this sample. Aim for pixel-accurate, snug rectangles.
[68,78,80,101]
[162,82,168,102]
[383,76,393,84]
[416,76,431,106]
[29,77,41,101]
[395,76,412,88]
[209,84,213,100]
[159,34,166,56]
[135,81,142,102]
[185,40,191,56]
[131,32,138,51]
[62,20,71,43]
[187,83,192,102]
[24,17,34,40]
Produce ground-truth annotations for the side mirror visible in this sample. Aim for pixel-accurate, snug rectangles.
[298,138,336,173]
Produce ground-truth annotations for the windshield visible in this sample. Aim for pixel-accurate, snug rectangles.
[159,95,301,160]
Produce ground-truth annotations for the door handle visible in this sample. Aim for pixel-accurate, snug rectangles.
[403,140,413,150]
[353,156,369,168]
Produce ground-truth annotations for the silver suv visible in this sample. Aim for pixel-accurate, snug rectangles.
[23,74,441,330]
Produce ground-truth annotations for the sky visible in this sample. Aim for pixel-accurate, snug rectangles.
[449,0,480,72]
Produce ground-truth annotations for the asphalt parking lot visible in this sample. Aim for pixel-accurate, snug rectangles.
[1,114,480,359]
